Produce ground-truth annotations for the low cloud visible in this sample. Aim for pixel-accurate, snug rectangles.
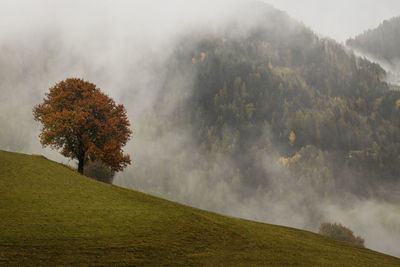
[0,0,399,258]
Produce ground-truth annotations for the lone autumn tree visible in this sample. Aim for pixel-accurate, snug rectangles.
[33,78,132,174]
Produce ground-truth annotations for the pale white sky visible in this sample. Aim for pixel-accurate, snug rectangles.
[1,1,398,43]
[264,0,400,42]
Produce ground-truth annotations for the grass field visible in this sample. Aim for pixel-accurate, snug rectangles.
[0,150,399,266]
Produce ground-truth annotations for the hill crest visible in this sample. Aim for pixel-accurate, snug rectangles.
[0,150,399,265]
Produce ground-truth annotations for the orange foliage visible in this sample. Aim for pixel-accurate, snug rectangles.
[33,78,132,173]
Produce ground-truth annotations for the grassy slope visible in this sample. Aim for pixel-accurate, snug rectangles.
[0,150,399,266]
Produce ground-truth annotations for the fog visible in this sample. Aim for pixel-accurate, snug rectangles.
[263,0,400,42]
[349,49,400,86]
[0,0,399,258]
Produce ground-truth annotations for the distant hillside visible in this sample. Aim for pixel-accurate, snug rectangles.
[1,2,400,258]
[346,16,400,64]
[124,4,400,255]
[0,150,399,265]
[149,2,399,202]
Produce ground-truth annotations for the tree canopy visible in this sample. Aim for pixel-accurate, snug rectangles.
[33,78,132,174]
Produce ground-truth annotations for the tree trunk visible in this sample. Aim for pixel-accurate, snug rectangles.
[77,151,85,174]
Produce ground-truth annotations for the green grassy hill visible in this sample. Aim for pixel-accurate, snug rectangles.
[0,150,399,266]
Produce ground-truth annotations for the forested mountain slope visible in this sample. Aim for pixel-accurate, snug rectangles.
[346,16,400,64]
[121,5,400,256]
[346,16,400,85]
[150,2,399,199]
[1,2,399,257]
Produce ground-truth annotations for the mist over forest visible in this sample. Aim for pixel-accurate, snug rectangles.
[1,0,399,257]
[347,16,400,85]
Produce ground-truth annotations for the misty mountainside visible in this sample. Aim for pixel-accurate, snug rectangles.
[1,1,400,257]
[346,16,400,64]
[145,2,399,199]
[122,3,400,256]
[1,150,400,266]
[346,16,400,85]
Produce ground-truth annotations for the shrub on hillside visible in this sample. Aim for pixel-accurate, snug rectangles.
[318,222,365,247]
[84,160,115,184]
